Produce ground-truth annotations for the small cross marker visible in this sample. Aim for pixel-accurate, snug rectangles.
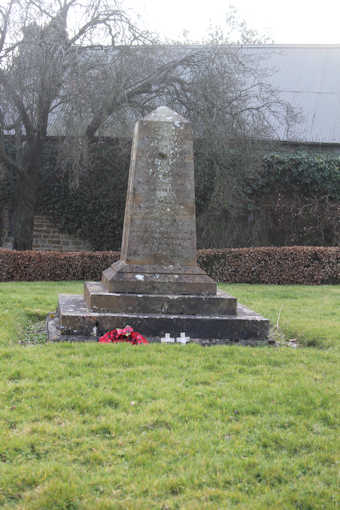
[161,333,175,343]
[176,332,190,344]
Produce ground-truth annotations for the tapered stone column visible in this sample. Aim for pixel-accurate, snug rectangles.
[101,106,216,295]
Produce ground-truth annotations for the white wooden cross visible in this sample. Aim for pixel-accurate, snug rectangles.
[176,332,190,344]
[161,333,175,343]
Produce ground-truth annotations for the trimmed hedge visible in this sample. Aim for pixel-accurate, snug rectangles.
[0,247,339,284]
[0,250,120,282]
[198,247,340,285]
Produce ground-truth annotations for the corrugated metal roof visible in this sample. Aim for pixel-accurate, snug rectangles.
[244,45,340,142]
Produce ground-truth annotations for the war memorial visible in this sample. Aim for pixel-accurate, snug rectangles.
[49,107,269,343]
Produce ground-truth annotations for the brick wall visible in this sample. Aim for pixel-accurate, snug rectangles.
[1,209,92,251]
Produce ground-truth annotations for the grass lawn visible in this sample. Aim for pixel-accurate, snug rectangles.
[0,282,339,509]
[222,284,340,350]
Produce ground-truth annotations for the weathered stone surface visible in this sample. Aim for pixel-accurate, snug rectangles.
[102,261,216,295]
[85,282,237,315]
[102,106,213,295]
[121,106,195,266]
[57,294,270,341]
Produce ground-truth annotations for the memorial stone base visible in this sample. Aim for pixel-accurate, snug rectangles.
[48,283,270,344]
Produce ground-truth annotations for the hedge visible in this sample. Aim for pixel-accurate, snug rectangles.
[198,247,340,285]
[0,247,339,284]
[0,250,120,282]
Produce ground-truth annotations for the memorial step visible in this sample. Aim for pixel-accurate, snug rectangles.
[84,281,237,315]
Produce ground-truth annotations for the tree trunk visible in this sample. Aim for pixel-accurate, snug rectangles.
[13,144,40,250]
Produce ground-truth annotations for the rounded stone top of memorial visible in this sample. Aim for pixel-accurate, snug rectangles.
[144,106,189,124]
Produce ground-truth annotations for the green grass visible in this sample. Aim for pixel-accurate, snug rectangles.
[0,281,81,346]
[0,282,339,509]
[221,284,340,350]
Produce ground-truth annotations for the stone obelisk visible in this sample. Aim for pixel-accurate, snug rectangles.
[54,107,269,343]
[101,106,216,295]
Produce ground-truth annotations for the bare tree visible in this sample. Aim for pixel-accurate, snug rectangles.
[0,0,203,249]
[0,1,297,250]
[163,40,297,247]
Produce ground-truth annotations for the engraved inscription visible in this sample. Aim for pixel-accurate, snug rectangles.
[121,107,196,266]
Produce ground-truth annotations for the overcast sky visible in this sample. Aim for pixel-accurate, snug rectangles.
[125,0,340,44]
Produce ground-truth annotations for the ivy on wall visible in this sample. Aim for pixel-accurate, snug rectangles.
[37,139,131,250]
[34,145,340,249]
[256,152,340,198]
[2,139,340,249]
[248,152,340,246]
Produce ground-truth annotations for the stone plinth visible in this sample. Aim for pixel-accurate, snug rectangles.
[56,293,269,343]
[50,106,270,344]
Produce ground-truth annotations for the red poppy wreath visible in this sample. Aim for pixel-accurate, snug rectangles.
[98,325,148,344]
